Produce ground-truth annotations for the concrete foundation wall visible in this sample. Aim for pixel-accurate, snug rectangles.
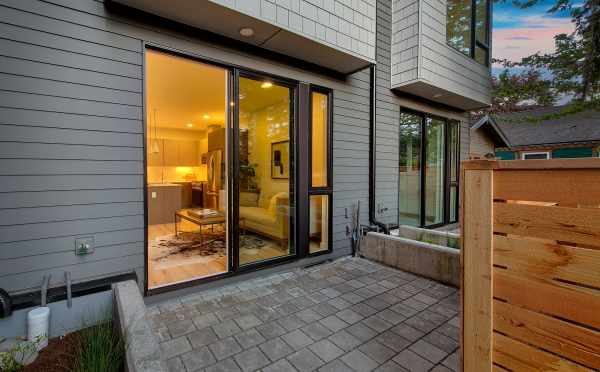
[0,290,112,339]
[362,232,459,286]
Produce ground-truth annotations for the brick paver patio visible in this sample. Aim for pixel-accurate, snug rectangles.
[148,257,459,372]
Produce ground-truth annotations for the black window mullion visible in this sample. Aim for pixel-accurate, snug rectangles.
[307,86,333,255]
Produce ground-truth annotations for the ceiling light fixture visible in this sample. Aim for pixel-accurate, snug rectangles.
[239,27,254,37]
[261,82,273,89]
[186,123,193,127]
[203,114,211,119]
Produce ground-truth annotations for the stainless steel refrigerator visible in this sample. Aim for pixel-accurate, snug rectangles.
[203,150,223,210]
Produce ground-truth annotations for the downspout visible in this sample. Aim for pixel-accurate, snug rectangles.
[368,64,390,234]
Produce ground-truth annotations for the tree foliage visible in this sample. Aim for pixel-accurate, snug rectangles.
[490,0,600,113]
[491,66,556,112]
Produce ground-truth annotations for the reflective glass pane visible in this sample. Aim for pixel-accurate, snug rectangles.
[475,0,488,44]
[145,49,229,288]
[450,185,458,222]
[311,92,329,187]
[447,0,472,55]
[424,118,445,226]
[238,76,294,266]
[399,112,421,226]
[309,195,329,254]
[448,121,459,183]
[475,45,488,65]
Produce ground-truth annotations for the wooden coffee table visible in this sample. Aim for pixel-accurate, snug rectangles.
[174,209,245,239]
[174,209,225,238]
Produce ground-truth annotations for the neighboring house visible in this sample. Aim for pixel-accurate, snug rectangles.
[471,106,600,160]
[0,0,491,335]
[469,114,510,158]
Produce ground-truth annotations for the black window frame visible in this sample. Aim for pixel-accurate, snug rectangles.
[233,70,299,272]
[143,44,337,296]
[446,0,491,66]
[398,109,460,229]
[306,85,333,256]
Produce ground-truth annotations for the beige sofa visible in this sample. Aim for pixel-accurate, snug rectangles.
[239,191,288,246]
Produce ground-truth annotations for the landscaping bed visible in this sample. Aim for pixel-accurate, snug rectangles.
[2,321,124,372]
[23,332,78,372]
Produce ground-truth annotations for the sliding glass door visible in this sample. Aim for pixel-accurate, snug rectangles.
[399,113,421,226]
[424,118,445,226]
[236,74,295,266]
[145,49,230,289]
[144,47,335,292]
[398,110,460,228]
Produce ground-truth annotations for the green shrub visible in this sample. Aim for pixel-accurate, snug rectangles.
[73,321,124,372]
[0,336,41,372]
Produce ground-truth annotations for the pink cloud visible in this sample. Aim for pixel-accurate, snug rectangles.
[493,16,574,63]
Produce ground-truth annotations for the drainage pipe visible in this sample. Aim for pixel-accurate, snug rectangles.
[368,64,391,234]
[40,275,50,307]
[65,271,72,309]
[0,288,11,318]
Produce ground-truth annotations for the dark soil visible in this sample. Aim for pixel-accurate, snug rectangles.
[23,331,79,372]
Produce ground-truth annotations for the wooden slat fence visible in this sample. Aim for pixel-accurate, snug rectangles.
[460,158,600,371]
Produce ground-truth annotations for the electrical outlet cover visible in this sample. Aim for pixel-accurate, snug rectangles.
[75,237,94,255]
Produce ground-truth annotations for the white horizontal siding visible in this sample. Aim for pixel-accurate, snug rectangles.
[390,0,491,108]
[210,0,376,61]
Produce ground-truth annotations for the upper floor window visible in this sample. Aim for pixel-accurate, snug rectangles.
[447,0,490,66]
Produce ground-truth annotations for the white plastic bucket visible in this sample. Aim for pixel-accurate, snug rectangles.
[27,306,50,349]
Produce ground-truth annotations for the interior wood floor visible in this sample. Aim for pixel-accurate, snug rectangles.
[148,220,227,288]
[148,220,292,288]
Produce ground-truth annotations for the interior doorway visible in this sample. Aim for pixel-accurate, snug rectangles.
[145,49,229,289]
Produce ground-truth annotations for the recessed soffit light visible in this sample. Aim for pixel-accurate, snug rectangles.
[239,27,254,37]
[203,114,211,119]
[261,82,273,89]
[186,123,193,127]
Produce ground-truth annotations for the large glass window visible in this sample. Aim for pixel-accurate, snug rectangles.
[308,87,332,254]
[237,75,294,266]
[446,0,472,56]
[447,0,490,65]
[398,111,460,227]
[399,112,422,226]
[424,118,445,225]
[448,121,460,223]
[145,49,229,289]
[311,91,329,188]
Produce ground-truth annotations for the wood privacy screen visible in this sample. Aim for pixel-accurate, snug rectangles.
[460,158,600,372]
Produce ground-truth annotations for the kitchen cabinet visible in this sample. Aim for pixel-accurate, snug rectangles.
[178,140,199,166]
[208,128,225,151]
[162,139,199,166]
[148,184,182,224]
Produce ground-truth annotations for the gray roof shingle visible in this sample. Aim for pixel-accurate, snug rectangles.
[491,106,600,147]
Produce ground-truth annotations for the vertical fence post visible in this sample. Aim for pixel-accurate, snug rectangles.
[461,163,494,372]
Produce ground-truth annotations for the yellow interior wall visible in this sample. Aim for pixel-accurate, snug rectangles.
[249,100,289,207]
[311,93,328,187]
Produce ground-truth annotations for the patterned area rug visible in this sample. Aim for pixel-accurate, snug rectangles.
[150,231,268,269]
[150,232,226,268]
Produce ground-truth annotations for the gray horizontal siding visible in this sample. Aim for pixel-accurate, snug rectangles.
[332,68,371,253]
[0,189,143,209]
[376,0,401,225]
[0,0,144,294]
[0,228,144,260]
[0,0,373,293]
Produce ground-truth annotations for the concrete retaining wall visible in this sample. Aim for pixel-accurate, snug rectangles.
[113,281,166,372]
[0,290,112,339]
[362,232,460,287]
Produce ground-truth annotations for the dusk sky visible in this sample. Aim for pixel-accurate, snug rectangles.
[492,0,575,75]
